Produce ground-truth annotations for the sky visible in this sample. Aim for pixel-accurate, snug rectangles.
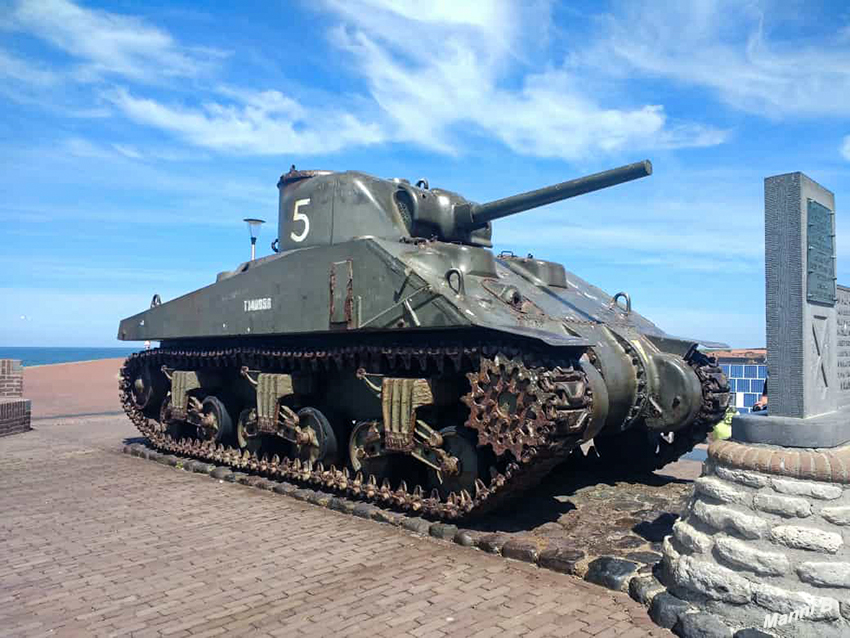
[1,0,849,348]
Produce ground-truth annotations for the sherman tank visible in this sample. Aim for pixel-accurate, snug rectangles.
[118,160,729,520]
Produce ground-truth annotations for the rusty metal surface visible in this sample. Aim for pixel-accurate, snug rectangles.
[120,340,594,520]
[120,339,727,521]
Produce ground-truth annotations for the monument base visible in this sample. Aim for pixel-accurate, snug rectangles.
[732,409,850,448]
[658,439,850,637]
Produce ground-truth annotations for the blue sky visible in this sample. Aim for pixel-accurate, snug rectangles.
[1,0,849,347]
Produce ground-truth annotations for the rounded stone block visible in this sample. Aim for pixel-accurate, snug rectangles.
[797,562,850,588]
[674,612,732,638]
[752,493,811,518]
[629,575,664,605]
[478,534,509,554]
[538,546,585,575]
[584,557,638,592]
[180,460,199,472]
[453,531,476,547]
[753,583,840,621]
[693,500,767,540]
[672,556,753,604]
[695,476,752,506]
[770,525,843,553]
[129,443,147,457]
[502,539,540,565]
[713,536,789,576]
[649,592,691,629]
[210,467,232,480]
[370,509,401,525]
[352,503,377,519]
[192,462,215,474]
[272,482,297,496]
[714,465,769,489]
[820,505,850,526]
[306,492,331,507]
[673,520,713,554]
[328,498,356,515]
[428,523,458,540]
[769,477,843,500]
[401,517,431,535]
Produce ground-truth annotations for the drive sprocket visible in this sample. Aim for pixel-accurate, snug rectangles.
[463,353,591,462]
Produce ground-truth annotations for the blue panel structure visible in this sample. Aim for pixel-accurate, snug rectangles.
[713,353,766,415]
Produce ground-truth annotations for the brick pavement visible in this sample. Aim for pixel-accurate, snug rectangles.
[0,413,669,637]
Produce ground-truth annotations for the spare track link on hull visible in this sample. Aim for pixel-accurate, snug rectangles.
[119,342,593,521]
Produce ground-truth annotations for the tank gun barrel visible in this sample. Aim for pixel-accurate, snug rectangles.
[459,160,652,228]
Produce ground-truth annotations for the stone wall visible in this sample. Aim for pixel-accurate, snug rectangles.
[0,359,31,437]
[662,441,850,636]
[0,359,24,398]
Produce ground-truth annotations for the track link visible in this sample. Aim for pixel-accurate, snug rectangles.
[119,341,592,521]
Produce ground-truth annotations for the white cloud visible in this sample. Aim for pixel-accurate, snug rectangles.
[104,87,385,155]
[0,49,58,86]
[60,137,147,161]
[5,0,728,159]
[842,136,850,160]
[325,0,726,158]
[7,0,223,82]
[585,0,850,118]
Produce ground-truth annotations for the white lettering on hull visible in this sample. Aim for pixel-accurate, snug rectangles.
[243,297,272,312]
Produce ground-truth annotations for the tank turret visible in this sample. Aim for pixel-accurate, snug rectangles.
[275,161,652,251]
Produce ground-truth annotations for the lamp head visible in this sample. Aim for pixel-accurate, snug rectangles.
[243,218,265,241]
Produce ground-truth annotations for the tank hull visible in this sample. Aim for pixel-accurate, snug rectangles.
[120,237,725,439]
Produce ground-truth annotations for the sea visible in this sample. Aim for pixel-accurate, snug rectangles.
[0,347,140,367]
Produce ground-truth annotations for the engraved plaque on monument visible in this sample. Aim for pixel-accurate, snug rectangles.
[806,199,836,305]
[837,284,850,408]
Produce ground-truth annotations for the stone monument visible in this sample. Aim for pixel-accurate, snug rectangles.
[647,173,850,638]
[734,172,850,446]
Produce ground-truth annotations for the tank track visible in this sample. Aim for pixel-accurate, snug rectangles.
[119,340,592,521]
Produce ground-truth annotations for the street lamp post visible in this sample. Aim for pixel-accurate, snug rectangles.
[243,218,265,261]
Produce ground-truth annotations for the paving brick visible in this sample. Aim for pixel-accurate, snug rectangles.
[0,411,670,637]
